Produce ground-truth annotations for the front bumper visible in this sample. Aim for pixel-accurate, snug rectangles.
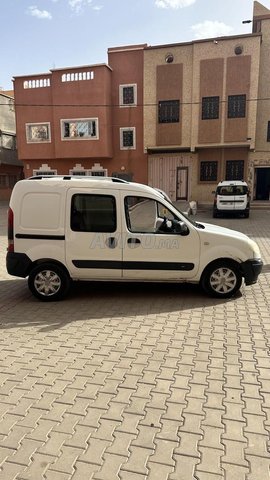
[241,259,263,286]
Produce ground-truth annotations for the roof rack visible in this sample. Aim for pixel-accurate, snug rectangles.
[28,175,128,183]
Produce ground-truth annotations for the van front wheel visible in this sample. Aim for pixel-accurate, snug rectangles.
[201,261,242,298]
[28,263,71,301]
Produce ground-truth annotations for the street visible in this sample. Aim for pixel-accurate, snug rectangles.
[0,201,270,479]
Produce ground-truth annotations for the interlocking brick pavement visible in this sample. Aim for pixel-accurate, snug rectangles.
[0,201,270,479]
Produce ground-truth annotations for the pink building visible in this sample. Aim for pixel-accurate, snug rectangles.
[13,44,147,183]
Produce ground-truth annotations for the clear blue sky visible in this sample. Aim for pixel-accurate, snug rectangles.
[1,0,270,91]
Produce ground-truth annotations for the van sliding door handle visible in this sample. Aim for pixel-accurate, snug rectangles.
[106,237,117,248]
[127,238,141,244]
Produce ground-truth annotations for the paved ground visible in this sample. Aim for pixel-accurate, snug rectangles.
[0,201,270,480]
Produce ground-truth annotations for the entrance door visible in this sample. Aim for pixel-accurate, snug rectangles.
[255,168,270,200]
[176,167,188,200]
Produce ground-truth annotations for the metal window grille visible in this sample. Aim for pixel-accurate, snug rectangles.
[267,121,270,142]
[200,161,218,182]
[225,160,244,180]
[228,95,246,118]
[158,100,180,123]
[91,171,106,176]
[123,130,134,147]
[123,86,135,105]
[63,120,97,138]
[202,96,219,120]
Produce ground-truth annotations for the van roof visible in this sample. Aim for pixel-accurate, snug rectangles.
[28,175,127,183]
[14,176,163,198]
[217,180,247,187]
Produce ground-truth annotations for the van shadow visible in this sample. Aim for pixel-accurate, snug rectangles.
[0,279,242,333]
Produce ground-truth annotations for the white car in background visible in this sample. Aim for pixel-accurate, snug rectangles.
[213,180,250,218]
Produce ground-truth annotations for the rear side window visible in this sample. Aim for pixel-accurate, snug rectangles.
[71,194,116,232]
[217,185,248,195]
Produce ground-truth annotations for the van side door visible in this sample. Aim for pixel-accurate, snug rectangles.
[65,189,122,279]
[122,192,200,280]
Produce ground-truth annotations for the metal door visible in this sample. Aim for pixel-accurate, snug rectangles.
[176,167,188,200]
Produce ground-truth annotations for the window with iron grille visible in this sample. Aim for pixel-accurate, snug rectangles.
[228,94,246,118]
[225,160,244,180]
[158,100,180,123]
[26,123,51,143]
[120,128,136,150]
[61,118,98,140]
[200,161,218,182]
[120,84,137,107]
[1,133,16,150]
[91,171,106,176]
[33,170,56,176]
[202,96,219,120]
[267,121,270,142]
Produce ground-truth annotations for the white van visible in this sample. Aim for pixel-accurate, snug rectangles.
[6,176,263,301]
[213,180,250,218]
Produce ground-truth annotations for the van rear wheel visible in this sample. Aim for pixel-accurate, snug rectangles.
[28,263,71,301]
[201,261,242,298]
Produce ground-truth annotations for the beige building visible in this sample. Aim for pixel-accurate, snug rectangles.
[144,1,270,204]
[250,1,270,201]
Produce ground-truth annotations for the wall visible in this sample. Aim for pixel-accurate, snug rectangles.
[108,45,147,183]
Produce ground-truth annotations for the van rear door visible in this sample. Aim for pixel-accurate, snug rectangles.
[65,189,122,279]
[217,185,235,211]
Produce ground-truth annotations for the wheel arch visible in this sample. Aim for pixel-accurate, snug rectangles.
[29,258,70,278]
[200,257,242,284]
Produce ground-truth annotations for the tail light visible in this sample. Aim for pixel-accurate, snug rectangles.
[7,207,14,253]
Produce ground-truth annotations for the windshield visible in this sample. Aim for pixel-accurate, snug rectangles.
[216,185,248,195]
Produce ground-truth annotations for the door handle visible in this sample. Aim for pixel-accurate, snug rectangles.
[127,238,141,244]
[106,237,117,248]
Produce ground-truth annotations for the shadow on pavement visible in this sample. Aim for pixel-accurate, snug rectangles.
[0,278,240,332]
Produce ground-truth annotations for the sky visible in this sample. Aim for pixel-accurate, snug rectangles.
[1,0,270,91]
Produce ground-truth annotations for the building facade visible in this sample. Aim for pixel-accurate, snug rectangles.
[13,44,147,182]
[249,1,270,201]
[12,1,270,203]
[0,92,22,200]
[144,34,261,203]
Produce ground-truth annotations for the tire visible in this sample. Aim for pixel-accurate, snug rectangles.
[201,260,242,298]
[244,209,249,218]
[28,263,71,301]
[213,208,218,218]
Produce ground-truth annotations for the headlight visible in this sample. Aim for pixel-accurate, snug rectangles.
[249,239,261,259]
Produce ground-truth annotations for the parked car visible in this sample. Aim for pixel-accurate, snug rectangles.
[213,180,250,218]
[6,176,262,301]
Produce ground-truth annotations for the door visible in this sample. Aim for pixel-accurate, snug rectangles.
[176,167,188,200]
[122,192,200,281]
[255,168,270,200]
[65,189,122,279]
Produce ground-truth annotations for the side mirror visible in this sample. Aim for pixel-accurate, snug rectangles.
[174,220,189,235]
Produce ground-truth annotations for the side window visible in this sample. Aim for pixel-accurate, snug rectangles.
[125,197,157,233]
[125,196,176,233]
[71,194,116,232]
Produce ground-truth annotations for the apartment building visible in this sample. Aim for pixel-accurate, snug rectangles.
[145,1,270,203]
[0,91,22,200]
[13,44,147,182]
[13,1,270,203]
